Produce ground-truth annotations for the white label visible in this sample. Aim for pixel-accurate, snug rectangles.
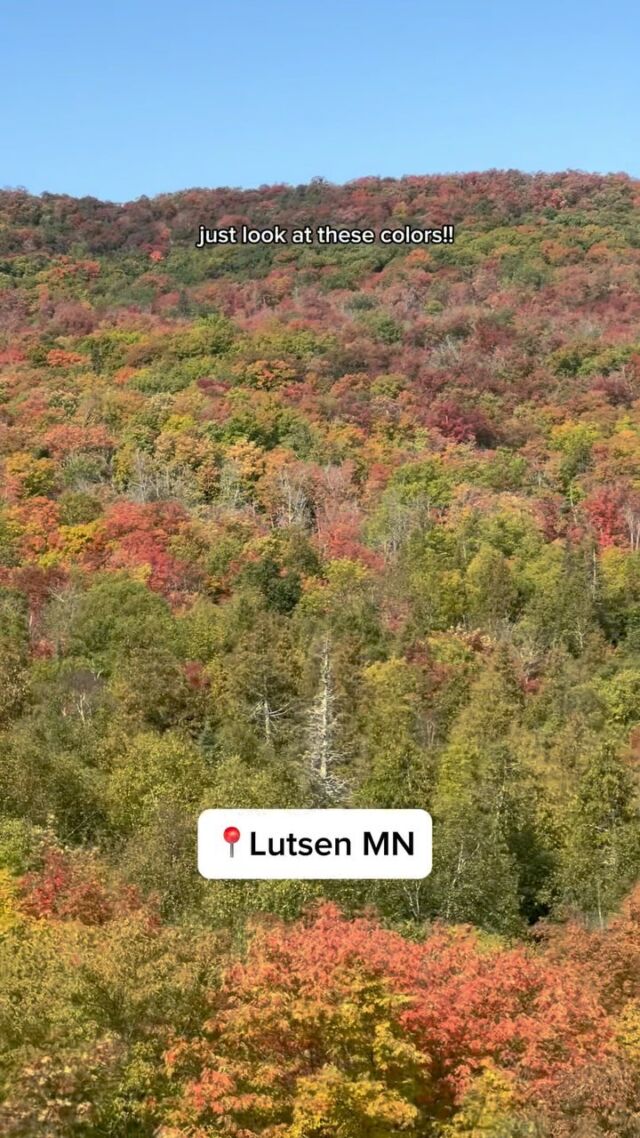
[198,809,432,880]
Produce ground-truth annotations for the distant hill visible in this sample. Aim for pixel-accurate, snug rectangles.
[2,170,640,1135]
[1,168,640,927]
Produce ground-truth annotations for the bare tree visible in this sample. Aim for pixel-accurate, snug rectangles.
[275,466,314,530]
[623,501,640,552]
[249,693,291,744]
[304,633,345,803]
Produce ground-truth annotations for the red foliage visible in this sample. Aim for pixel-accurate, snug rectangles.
[584,485,628,547]
[80,501,202,598]
[426,399,496,446]
[544,882,640,1014]
[19,846,151,926]
[183,660,210,690]
[168,903,613,1132]
[0,347,26,365]
[316,506,382,569]
[46,348,86,368]
[9,563,66,625]
[42,423,112,459]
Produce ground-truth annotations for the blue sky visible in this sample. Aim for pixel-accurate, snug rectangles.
[2,0,639,201]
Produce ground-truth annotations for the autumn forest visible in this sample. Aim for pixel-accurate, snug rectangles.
[2,172,640,1134]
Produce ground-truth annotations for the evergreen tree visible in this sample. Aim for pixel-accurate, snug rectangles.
[353,657,433,809]
[557,742,640,926]
[432,653,545,933]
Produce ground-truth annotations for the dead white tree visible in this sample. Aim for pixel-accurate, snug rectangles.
[304,633,345,802]
[623,502,640,552]
[249,693,291,744]
[275,466,313,530]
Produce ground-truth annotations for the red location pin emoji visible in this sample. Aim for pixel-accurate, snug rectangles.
[223,825,241,858]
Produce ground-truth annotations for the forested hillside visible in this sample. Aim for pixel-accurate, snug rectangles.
[2,172,640,1134]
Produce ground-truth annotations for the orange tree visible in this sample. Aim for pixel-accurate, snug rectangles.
[164,903,613,1137]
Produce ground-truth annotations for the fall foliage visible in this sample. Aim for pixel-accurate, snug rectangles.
[1,172,640,1132]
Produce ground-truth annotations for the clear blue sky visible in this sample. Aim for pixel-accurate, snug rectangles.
[2,0,639,202]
